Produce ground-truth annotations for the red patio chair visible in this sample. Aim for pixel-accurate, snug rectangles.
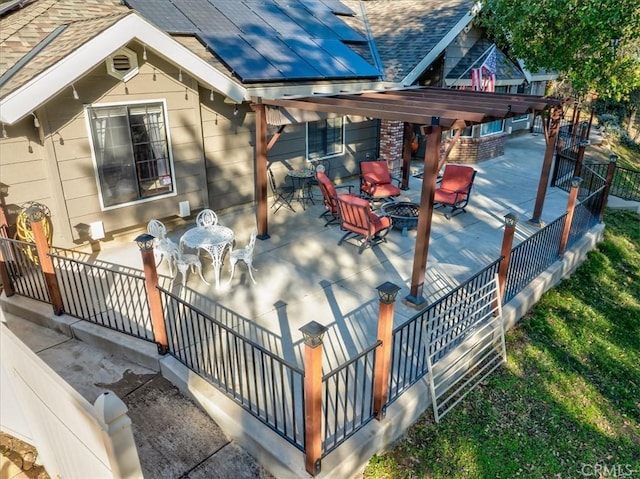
[316,171,355,226]
[433,164,477,219]
[336,193,393,253]
[359,160,401,202]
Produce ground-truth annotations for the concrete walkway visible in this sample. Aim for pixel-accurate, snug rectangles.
[2,131,628,479]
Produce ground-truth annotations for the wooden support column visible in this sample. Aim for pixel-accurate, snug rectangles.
[599,155,618,222]
[373,282,400,420]
[559,177,582,257]
[497,213,518,303]
[300,321,328,477]
[406,121,442,307]
[401,122,413,190]
[28,209,63,315]
[530,105,563,226]
[252,101,270,240]
[135,234,168,354]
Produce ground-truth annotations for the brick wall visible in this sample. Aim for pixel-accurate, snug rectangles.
[448,133,507,163]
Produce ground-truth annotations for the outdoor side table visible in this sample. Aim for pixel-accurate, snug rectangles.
[286,169,315,209]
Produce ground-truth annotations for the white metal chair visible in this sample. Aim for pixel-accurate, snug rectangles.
[228,229,257,285]
[147,219,179,275]
[196,209,218,228]
[172,250,209,287]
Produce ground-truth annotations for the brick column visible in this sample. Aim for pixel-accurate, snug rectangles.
[379,119,404,174]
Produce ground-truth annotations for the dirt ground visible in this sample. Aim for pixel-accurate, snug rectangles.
[0,432,50,479]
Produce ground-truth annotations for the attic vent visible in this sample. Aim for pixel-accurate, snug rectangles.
[106,47,139,82]
[112,55,131,71]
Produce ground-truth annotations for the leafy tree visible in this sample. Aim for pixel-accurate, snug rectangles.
[478,0,640,102]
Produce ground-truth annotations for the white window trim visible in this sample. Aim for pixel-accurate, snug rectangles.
[512,113,531,123]
[84,98,177,211]
[480,119,505,137]
[305,116,346,161]
[450,125,475,138]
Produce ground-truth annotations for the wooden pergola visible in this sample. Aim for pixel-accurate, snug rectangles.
[251,86,564,307]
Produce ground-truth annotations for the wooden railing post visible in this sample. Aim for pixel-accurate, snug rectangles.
[299,320,328,477]
[373,281,400,420]
[134,234,168,354]
[0,202,14,297]
[27,207,63,315]
[599,155,618,222]
[497,213,518,303]
[572,136,590,179]
[559,177,583,257]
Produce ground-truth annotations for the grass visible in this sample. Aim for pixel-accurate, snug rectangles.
[363,208,640,479]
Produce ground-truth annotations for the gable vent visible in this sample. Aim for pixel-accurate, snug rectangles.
[106,47,139,82]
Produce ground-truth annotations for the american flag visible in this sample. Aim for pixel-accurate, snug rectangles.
[471,68,482,91]
[481,45,497,92]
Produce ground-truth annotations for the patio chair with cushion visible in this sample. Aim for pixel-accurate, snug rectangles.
[196,208,218,228]
[268,168,296,213]
[147,219,179,275]
[316,171,355,226]
[336,193,393,253]
[228,229,258,285]
[359,160,402,203]
[433,164,477,219]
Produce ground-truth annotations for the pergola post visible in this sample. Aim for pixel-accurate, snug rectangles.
[529,104,563,226]
[400,122,413,190]
[405,121,442,307]
[497,213,518,303]
[252,101,270,240]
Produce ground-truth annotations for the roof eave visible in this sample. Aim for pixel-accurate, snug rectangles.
[0,12,247,125]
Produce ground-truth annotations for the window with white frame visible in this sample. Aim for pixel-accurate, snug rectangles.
[480,119,504,137]
[450,125,474,138]
[307,117,344,160]
[512,113,530,122]
[87,102,174,209]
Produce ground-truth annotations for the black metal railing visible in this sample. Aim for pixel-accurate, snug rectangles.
[321,341,379,456]
[50,250,155,342]
[568,187,606,248]
[588,162,640,202]
[159,287,306,451]
[0,236,49,303]
[387,260,501,404]
[503,215,566,303]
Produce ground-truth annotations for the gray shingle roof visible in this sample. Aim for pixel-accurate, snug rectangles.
[343,0,475,82]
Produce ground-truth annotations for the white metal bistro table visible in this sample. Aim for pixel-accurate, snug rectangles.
[179,225,234,289]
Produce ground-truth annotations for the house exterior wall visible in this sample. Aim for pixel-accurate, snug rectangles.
[1,45,210,247]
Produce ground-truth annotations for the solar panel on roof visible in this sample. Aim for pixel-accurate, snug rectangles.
[315,0,355,16]
[281,36,359,77]
[246,3,309,37]
[312,38,380,77]
[283,6,367,42]
[211,0,279,37]
[124,0,196,34]
[200,34,286,82]
[246,35,324,79]
[171,0,240,36]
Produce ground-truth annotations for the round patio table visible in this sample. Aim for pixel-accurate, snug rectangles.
[286,169,315,209]
[180,225,234,289]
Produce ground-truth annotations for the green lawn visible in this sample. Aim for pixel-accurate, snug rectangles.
[363,208,640,479]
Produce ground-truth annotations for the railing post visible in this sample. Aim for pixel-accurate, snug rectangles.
[573,137,590,179]
[135,234,168,354]
[299,320,328,477]
[559,177,583,257]
[497,213,518,303]
[0,198,14,297]
[373,281,400,420]
[27,206,63,315]
[599,154,618,222]
[94,392,143,478]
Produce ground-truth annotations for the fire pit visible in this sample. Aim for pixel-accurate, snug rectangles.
[380,201,420,236]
